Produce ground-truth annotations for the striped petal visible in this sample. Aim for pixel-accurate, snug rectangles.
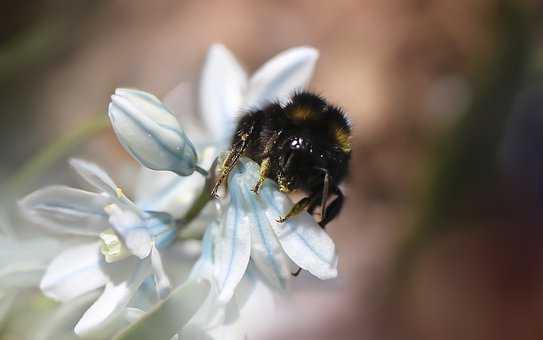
[214,181,251,303]
[199,44,248,144]
[231,164,290,291]
[261,183,338,280]
[70,159,118,197]
[244,47,318,108]
[18,186,109,236]
[70,159,143,217]
[108,89,197,176]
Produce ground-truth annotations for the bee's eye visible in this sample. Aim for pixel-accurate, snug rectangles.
[289,136,312,153]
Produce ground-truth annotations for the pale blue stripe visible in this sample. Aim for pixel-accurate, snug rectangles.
[261,186,332,264]
[114,105,195,166]
[221,177,241,289]
[241,185,286,290]
[34,203,108,218]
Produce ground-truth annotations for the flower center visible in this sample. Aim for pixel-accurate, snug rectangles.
[99,228,130,263]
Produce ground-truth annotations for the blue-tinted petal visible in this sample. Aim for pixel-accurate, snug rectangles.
[199,44,247,144]
[19,185,109,236]
[230,165,290,291]
[214,181,251,303]
[40,242,109,302]
[74,259,151,337]
[108,89,197,176]
[261,183,338,280]
[244,47,319,108]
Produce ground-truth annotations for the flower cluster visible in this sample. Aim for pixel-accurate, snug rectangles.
[17,44,339,339]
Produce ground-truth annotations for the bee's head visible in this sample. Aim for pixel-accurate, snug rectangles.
[276,134,310,191]
[274,91,352,192]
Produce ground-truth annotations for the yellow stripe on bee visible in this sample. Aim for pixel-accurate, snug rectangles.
[289,107,314,121]
[335,127,352,153]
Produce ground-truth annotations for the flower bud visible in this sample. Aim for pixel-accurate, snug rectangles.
[108,88,197,176]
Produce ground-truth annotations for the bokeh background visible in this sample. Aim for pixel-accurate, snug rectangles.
[2,0,543,339]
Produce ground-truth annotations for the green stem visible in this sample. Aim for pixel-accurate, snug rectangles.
[6,114,108,194]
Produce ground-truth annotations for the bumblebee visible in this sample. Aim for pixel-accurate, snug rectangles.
[211,91,351,228]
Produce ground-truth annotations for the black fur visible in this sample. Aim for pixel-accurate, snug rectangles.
[231,91,351,227]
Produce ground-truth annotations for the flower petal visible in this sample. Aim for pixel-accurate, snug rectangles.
[244,47,319,108]
[135,171,200,219]
[109,91,197,176]
[181,287,227,339]
[214,182,251,303]
[115,88,162,105]
[215,265,277,339]
[261,184,338,279]
[150,245,171,299]
[233,172,290,291]
[75,259,151,337]
[40,242,110,301]
[184,264,277,340]
[19,186,109,236]
[199,44,248,144]
[162,82,208,146]
[161,240,201,288]
[135,146,217,219]
[70,159,143,216]
[70,159,118,196]
[124,228,153,259]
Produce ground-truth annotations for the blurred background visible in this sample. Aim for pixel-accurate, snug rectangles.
[1,0,543,339]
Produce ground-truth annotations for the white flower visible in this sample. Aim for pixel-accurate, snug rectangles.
[180,222,280,340]
[18,159,194,337]
[114,222,278,340]
[108,88,201,176]
[198,44,319,146]
[115,157,337,340]
[210,157,337,301]
[180,157,337,339]
[126,43,319,231]
[108,44,328,340]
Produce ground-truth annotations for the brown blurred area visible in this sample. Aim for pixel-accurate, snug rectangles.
[2,1,543,339]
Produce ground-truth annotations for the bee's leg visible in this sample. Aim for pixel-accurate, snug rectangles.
[319,186,344,228]
[210,149,237,198]
[307,197,320,215]
[291,267,302,277]
[319,170,330,222]
[252,158,270,193]
[306,169,330,216]
[276,194,320,223]
[252,132,280,193]
[210,126,253,199]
